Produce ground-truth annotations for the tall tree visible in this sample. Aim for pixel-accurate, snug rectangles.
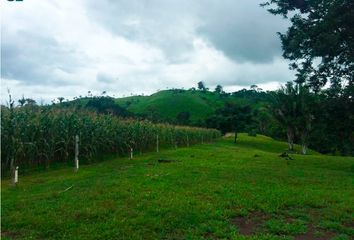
[197,81,207,91]
[269,82,298,151]
[262,0,354,91]
[296,85,315,154]
[205,102,253,142]
[214,84,224,94]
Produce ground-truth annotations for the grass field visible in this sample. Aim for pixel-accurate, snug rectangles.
[115,90,259,124]
[1,134,353,239]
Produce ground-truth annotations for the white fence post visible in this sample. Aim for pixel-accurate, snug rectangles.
[130,147,133,159]
[13,166,19,186]
[75,135,79,172]
[156,135,159,153]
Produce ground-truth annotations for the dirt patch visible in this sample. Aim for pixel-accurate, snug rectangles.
[1,230,20,239]
[278,207,338,239]
[231,208,340,239]
[294,224,336,240]
[231,211,270,235]
[158,159,179,163]
[342,220,354,229]
[203,232,217,239]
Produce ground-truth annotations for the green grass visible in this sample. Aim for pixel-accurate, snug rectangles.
[2,134,353,239]
[116,90,256,123]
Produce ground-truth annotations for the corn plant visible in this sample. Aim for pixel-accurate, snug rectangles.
[1,106,220,172]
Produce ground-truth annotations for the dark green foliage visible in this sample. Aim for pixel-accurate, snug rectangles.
[205,102,254,134]
[262,0,354,91]
[86,96,132,117]
[176,111,191,125]
[308,89,354,155]
[214,84,224,94]
[197,81,207,91]
[262,0,354,155]
[269,82,354,155]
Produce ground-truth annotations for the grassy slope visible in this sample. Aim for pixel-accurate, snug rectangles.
[116,90,237,123]
[2,134,353,239]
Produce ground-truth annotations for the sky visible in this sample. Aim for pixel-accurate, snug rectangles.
[1,0,294,103]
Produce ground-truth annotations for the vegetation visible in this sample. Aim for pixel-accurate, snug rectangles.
[2,1,353,238]
[205,103,254,136]
[116,88,268,126]
[2,134,353,239]
[262,0,354,92]
[261,0,354,156]
[1,104,220,174]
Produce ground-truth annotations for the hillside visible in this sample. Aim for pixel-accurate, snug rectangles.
[2,134,353,239]
[116,89,268,124]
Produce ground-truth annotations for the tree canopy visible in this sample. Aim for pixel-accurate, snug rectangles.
[262,0,354,92]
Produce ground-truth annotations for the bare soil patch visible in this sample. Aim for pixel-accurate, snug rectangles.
[231,211,270,235]
[294,223,336,240]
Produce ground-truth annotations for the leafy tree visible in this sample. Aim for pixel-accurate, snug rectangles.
[197,81,206,91]
[214,85,224,94]
[262,0,354,92]
[205,103,253,142]
[25,98,37,106]
[270,82,316,154]
[296,85,315,154]
[309,89,354,155]
[57,97,65,103]
[269,82,298,151]
[250,85,258,91]
[263,0,354,155]
[18,96,26,107]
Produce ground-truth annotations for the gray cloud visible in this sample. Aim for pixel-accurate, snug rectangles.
[1,0,294,103]
[196,0,289,63]
[2,30,86,86]
[85,0,288,63]
[85,0,200,63]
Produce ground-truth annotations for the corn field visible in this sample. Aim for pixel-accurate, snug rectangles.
[1,106,220,172]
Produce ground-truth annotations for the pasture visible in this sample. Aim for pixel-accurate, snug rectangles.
[2,134,353,239]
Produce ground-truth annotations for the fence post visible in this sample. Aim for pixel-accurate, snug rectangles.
[187,135,189,147]
[201,135,204,144]
[130,147,133,159]
[12,166,19,186]
[75,135,79,172]
[156,135,159,153]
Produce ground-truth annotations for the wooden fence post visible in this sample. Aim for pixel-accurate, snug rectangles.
[201,135,204,144]
[187,135,189,147]
[75,135,79,172]
[156,135,159,153]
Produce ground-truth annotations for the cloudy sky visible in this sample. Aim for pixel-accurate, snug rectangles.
[1,0,294,103]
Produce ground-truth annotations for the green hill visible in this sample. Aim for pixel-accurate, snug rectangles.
[2,134,353,239]
[116,89,268,124]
